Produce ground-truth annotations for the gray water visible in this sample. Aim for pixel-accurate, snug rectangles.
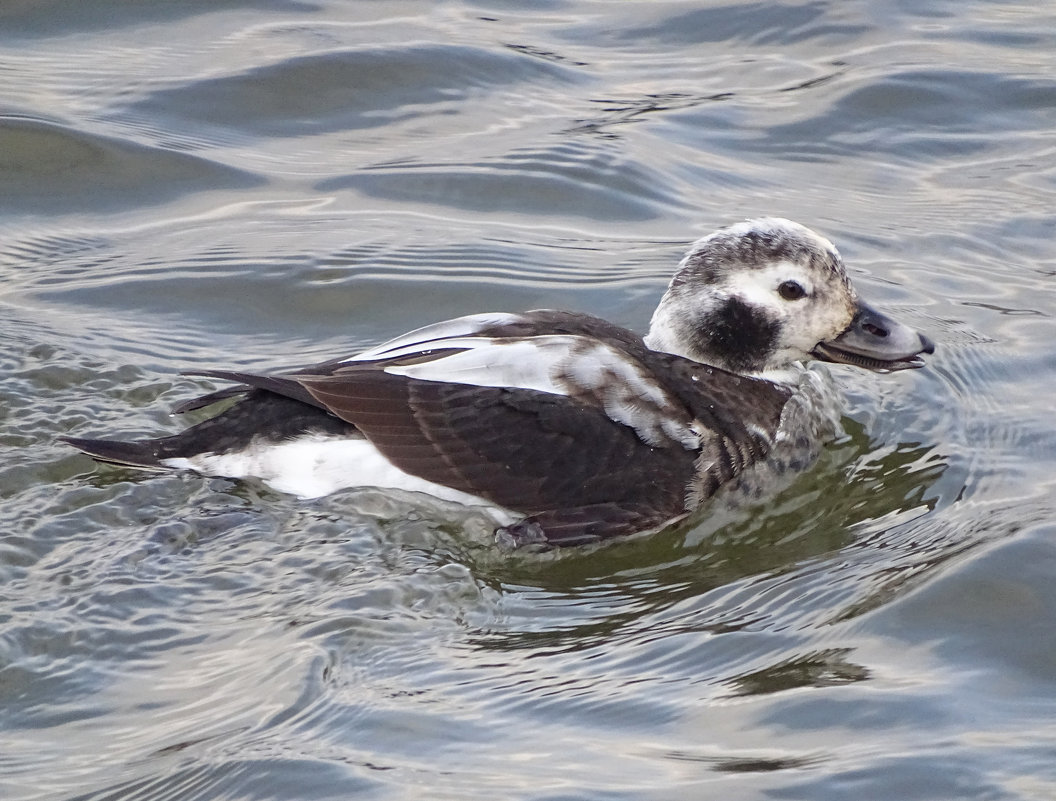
[2,2,1055,799]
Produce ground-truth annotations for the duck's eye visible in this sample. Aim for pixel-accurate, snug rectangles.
[778,280,807,301]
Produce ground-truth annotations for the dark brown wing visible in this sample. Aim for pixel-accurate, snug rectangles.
[296,369,697,537]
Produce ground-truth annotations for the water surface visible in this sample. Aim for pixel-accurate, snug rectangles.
[2,2,1055,799]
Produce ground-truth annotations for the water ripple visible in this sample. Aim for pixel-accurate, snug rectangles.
[0,116,262,216]
[127,44,583,139]
[2,2,1056,799]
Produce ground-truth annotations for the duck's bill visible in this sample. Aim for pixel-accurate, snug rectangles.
[812,301,935,373]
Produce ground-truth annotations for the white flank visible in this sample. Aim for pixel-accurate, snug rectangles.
[162,434,516,519]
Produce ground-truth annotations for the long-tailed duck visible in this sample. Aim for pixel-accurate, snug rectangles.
[62,219,933,547]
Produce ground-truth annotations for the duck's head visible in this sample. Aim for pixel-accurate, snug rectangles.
[645,218,934,380]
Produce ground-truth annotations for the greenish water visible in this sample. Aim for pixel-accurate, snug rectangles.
[1,2,1055,799]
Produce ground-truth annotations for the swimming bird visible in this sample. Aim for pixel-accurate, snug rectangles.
[62,218,933,548]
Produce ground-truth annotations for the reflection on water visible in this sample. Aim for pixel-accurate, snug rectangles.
[2,1,1056,800]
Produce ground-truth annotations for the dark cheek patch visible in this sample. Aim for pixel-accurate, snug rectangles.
[694,296,779,373]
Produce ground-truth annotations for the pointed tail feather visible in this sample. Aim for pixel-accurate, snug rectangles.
[60,436,171,472]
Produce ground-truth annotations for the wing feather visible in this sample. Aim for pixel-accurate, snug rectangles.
[297,370,696,519]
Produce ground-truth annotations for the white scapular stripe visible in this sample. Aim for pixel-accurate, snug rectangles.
[384,335,701,449]
[384,336,575,395]
[345,312,525,362]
